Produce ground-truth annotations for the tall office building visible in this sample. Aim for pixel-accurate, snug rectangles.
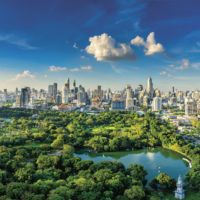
[97,85,101,99]
[172,87,174,93]
[65,78,70,90]
[73,79,76,90]
[152,97,162,111]
[62,87,69,104]
[147,77,153,99]
[48,85,53,96]
[53,83,57,102]
[21,87,30,107]
[15,88,18,96]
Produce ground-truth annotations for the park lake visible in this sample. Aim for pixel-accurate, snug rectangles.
[75,147,190,183]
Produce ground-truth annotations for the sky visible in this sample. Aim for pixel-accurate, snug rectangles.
[1,0,200,92]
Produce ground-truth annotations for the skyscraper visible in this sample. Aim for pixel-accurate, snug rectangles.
[65,78,70,90]
[62,87,69,104]
[48,85,53,96]
[97,85,101,99]
[147,77,153,99]
[73,79,76,90]
[21,87,30,107]
[172,87,174,93]
[53,83,57,102]
[15,88,18,96]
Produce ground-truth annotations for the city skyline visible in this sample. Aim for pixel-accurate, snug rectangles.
[0,0,200,91]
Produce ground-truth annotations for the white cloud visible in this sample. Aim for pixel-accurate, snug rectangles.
[80,56,89,59]
[159,71,173,78]
[50,66,67,71]
[169,65,176,68]
[0,34,36,50]
[180,59,191,70]
[131,32,165,55]
[73,43,78,49]
[70,68,80,72]
[192,63,200,70]
[81,65,92,70]
[12,70,36,81]
[85,33,137,62]
[44,75,47,78]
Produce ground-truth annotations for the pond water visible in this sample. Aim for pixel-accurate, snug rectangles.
[74,147,190,183]
[0,118,13,123]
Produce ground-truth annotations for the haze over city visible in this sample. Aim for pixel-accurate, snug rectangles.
[0,0,200,91]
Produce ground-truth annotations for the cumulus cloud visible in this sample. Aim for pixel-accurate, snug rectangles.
[169,65,176,68]
[131,32,165,55]
[81,65,92,70]
[80,56,89,59]
[73,43,78,49]
[85,33,137,62]
[159,71,173,78]
[180,59,191,70]
[70,68,80,72]
[50,66,67,71]
[12,70,36,81]
[164,53,175,58]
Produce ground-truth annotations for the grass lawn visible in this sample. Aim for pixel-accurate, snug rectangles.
[164,185,199,200]
[31,128,39,132]
[92,125,131,133]
[22,142,51,147]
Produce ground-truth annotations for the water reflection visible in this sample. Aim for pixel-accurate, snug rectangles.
[74,147,190,182]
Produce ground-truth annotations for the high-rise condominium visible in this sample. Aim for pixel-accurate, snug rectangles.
[152,97,162,111]
[147,77,153,99]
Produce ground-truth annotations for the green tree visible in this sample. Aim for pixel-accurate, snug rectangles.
[124,186,145,200]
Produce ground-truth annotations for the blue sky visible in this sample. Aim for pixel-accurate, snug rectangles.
[1,0,200,92]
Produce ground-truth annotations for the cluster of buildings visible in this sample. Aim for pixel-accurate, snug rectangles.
[0,77,199,116]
